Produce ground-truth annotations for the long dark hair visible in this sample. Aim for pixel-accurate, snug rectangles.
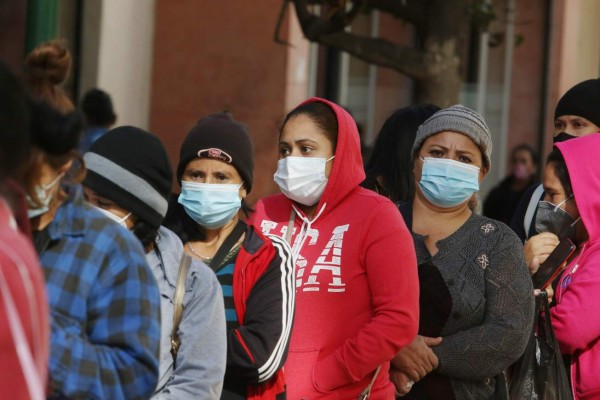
[363,104,440,203]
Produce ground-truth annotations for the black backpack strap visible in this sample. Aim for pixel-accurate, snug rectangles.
[209,220,246,270]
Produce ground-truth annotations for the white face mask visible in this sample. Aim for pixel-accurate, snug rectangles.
[273,156,334,206]
[89,204,131,228]
[27,172,64,219]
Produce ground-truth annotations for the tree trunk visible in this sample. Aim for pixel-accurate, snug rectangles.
[415,72,461,108]
[289,0,471,107]
[413,0,468,107]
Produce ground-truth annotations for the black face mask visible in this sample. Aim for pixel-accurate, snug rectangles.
[553,132,577,143]
[534,198,580,242]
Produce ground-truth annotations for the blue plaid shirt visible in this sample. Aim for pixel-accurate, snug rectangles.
[40,185,161,399]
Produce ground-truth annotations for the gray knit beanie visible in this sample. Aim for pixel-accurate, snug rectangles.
[412,104,492,169]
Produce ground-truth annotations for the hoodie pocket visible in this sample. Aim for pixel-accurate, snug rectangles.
[312,350,345,397]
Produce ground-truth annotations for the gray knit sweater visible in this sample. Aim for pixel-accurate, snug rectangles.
[413,213,534,399]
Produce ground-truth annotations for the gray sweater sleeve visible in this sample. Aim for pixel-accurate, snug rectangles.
[153,263,226,400]
[433,225,535,380]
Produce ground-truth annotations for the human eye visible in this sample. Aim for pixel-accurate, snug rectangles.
[458,156,473,163]
[215,173,229,182]
[554,120,564,130]
[301,145,313,154]
[279,146,291,157]
[429,149,444,158]
[184,169,204,181]
[573,120,587,129]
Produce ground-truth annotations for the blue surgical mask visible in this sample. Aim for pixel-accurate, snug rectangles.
[418,157,480,208]
[27,173,64,219]
[178,181,242,229]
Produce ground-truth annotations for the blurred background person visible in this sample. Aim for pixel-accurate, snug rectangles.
[164,113,295,400]
[79,88,117,152]
[362,104,440,204]
[483,144,538,225]
[23,40,161,399]
[0,61,49,400]
[392,105,534,399]
[83,126,227,399]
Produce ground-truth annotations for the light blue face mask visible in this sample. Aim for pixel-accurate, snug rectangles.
[418,157,480,208]
[178,181,242,229]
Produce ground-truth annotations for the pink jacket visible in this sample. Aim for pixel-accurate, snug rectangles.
[552,135,600,399]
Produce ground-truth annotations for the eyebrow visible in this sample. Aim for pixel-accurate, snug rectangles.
[184,168,233,176]
[427,144,476,156]
[278,138,319,145]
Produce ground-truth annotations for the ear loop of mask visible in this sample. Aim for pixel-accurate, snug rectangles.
[41,172,65,191]
[555,195,582,229]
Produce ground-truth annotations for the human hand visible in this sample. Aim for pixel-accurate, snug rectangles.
[524,232,559,274]
[533,285,554,303]
[544,285,554,303]
[390,368,414,397]
[391,335,442,381]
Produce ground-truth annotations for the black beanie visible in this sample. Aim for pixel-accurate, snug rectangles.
[177,113,254,192]
[83,126,173,229]
[554,78,600,127]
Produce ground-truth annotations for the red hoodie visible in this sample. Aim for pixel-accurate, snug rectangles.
[0,198,49,399]
[250,98,419,399]
[553,134,600,399]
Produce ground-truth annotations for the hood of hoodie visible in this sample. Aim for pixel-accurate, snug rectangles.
[290,97,365,218]
[555,133,600,243]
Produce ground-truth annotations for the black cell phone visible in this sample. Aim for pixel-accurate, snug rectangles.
[531,238,576,289]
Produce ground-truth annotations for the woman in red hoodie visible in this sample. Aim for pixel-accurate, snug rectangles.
[251,98,420,399]
[544,134,600,399]
[0,62,49,400]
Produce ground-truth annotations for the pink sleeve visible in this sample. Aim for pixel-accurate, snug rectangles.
[551,257,600,354]
[314,201,420,388]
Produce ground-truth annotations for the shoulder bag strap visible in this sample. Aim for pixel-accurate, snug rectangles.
[524,184,545,238]
[209,220,247,270]
[357,365,382,400]
[171,252,192,360]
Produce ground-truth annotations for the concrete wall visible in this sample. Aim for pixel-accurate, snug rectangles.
[150,0,290,203]
[80,0,155,129]
[506,0,546,168]
[557,0,600,95]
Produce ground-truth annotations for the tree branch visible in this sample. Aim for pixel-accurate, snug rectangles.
[293,0,454,80]
[274,0,293,46]
[366,0,426,27]
[318,31,454,79]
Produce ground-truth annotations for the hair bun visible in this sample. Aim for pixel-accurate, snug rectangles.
[25,40,71,85]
